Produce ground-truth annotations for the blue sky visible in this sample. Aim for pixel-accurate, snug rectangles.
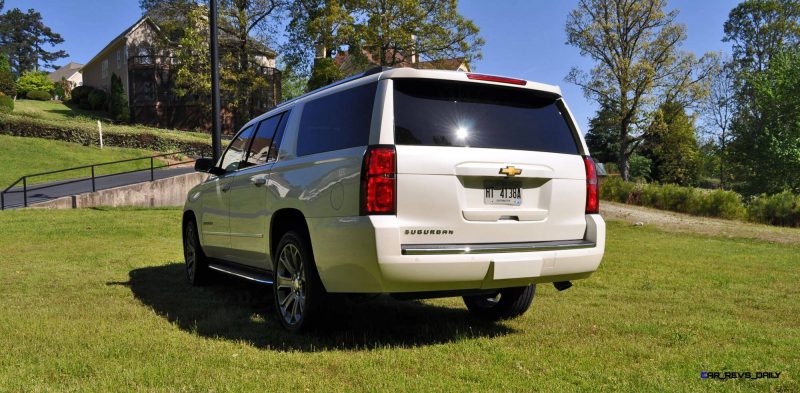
[8,0,738,132]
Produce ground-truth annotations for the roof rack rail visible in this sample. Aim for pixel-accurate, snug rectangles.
[274,66,391,109]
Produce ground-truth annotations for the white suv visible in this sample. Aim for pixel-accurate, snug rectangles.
[183,67,605,331]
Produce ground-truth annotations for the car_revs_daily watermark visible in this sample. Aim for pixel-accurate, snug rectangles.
[701,371,781,380]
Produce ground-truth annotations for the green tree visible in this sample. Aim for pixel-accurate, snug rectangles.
[565,0,713,181]
[15,70,52,97]
[0,52,15,97]
[285,0,484,81]
[350,0,483,68]
[723,0,800,73]
[109,73,130,122]
[306,57,343,90]
[143,0,286,128]
[699,54,735,189]
[169,4,212,110]
[0,6,68,75]
[722,0,800,194]
[641,101,700,186]
[279,63,309,101]
[585,103,621,164]
[729,49,800,194]
[284,0,354,75]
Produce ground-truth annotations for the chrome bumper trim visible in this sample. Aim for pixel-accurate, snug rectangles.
[401,239,596,255]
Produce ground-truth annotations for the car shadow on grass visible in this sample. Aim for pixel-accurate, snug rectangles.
[114,262,515,351]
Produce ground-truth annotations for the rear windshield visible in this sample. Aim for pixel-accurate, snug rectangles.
[393,79,579,155]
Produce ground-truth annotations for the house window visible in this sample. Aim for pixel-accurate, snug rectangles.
[101,59,109,79]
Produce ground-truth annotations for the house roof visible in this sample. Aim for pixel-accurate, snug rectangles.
[83,17,165,69]
[48,62,83,82]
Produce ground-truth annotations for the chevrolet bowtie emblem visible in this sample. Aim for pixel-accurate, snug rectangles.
[499,166,522,177]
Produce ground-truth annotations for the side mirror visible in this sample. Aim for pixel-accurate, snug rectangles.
[194,157,224,175]
[595,162,608,177]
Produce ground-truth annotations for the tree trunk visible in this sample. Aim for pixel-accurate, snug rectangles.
[719,128,726,190]
[618,121,631,181]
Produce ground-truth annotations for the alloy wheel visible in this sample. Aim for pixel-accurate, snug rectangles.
[275,243,306,326]
[184,224,196,280]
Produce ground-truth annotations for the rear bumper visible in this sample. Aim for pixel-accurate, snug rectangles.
[308,214,605,293]
[373,214,604,292]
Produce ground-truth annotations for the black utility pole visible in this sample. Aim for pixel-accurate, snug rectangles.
[209,0,222,161]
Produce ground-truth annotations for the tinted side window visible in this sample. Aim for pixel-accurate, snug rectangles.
[220,124,256,172]
[267,111,290,163]
[296,82,377,156]
[393,79,579,155]
[244,114,282,168]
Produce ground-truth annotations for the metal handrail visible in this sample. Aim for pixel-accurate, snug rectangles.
[0,151,196,210]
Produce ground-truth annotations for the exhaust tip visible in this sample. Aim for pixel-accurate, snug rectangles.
[553,281,573,291]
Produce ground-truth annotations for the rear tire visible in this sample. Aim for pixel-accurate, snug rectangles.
[463,285,536,321]
[273,231,326,332]
[183,218,211,285]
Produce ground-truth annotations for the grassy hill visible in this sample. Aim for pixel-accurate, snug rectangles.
[0,208,796,391]
[0,134,170,187]
[1,100,211,156]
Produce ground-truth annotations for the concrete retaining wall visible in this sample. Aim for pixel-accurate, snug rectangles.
[31,172,207,209]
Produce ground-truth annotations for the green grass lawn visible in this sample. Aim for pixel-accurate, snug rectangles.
[0,208,797,391]
[12,98,116,122]
[9,99,210,141]
[0,134,168,187]
[1,100,212,157]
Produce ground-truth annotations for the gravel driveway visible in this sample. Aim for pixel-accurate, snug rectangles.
[601,201,800,245]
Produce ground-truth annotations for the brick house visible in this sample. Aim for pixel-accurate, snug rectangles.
[82,17,281,133]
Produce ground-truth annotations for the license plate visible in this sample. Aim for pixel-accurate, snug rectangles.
[484,180,522,206]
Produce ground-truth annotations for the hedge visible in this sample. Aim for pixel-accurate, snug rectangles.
[747,191,800,227]
[88,89,109,111]
[600,176,800,227]
[0,94,12,112]
[26,90,51,101]
[0,113,212,157]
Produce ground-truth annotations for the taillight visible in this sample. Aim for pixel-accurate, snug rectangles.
[466,73,527,86]
[583,156,599,214]
[361,146,396,215]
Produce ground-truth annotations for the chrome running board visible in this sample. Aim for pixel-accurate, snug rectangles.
[208,262,273,284]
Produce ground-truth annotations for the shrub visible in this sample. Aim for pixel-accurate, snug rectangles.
[603,162,619,175]
[88,89,109,111]
[629,154,652,182]
[0,54,15,97]
[655,183,697,212]
[16,71,53,97]
[70,85,96,109]
[600,177,800,226]
[0,113,211,157]
[26,90,51,101]
[747,191,800,227]
[108,74,129,122]
[695,189,747,220]
[71,85,89,103]
[599,176,632,203]
[0,94,12,113]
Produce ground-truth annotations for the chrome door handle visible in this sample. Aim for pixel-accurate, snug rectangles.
[251,177,267,186]
[221,183,231,192]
